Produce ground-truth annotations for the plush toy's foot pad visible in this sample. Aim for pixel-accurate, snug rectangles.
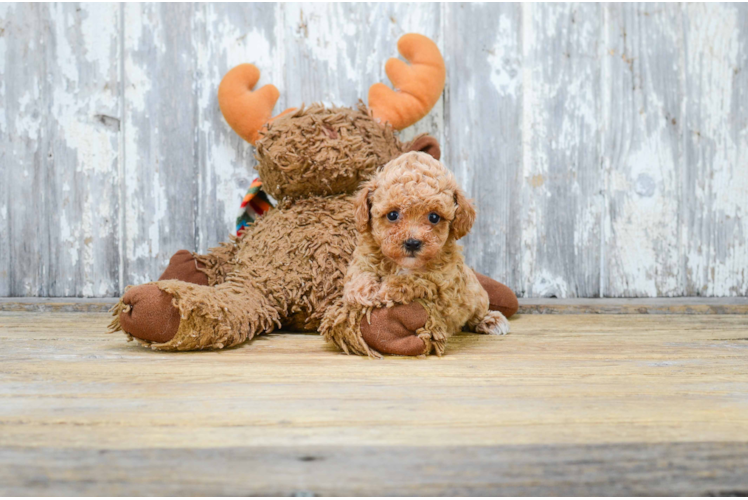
[360,303,429,356]
[119,284,181,344]
[474,272,519,318]
[159,249,209,286]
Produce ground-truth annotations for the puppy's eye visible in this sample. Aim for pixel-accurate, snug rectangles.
[386,211,400,222]
[428,212,441,224]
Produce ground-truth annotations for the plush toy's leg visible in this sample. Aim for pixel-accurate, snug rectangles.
[109,240,248,348]
[473,271,519,318]
[108,249,210,344]
[159,250,209,285]
[110,278,281,351]
[159,241,240,286]
[116,284,182,343]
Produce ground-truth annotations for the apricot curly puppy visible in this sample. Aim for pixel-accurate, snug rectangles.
[321,151,509,357]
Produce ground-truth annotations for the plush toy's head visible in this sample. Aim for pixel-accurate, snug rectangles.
[253,104,406,200]
[218,34,445,201]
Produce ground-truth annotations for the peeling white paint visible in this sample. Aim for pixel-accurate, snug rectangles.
[521,3,605,297]
[59,215,79,267]
[683,3,748,296]
[123,3,156,268]
[14,90,42,140]
[602,4,686,297]
[0,6,7,128]
[47,3,120,296]
[122,4,152,115]
[80,4,116,73]
[283,3,358,105]
[487,15,520,98]
[609,131,680,296]
[520,2,539,295]
[528,269,569,298]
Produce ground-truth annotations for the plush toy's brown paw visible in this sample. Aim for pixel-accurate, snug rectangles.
[119,284,181,344]
[474,271,519,318]
[159,249,209,285]
[360,303,429,356]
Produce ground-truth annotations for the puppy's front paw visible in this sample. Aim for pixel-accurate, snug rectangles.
[476,311,510,336]
[377,282,405,307]
[344,273,381,307]
[378,278,436,307]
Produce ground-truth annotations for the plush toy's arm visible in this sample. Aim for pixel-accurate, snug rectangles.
[321,297,434,358]
[473,271,519,318]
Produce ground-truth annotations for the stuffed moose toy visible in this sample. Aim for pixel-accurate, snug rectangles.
[109,33,519,356]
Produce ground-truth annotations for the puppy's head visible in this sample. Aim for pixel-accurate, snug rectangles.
[354,151,476,270]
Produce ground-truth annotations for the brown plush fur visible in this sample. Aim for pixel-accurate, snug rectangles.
[109,106,415,349]
[256,103,405,200]
[320,152,509,357]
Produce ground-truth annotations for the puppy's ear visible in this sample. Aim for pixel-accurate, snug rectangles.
[451,187,476,240]
[354,181,374,233]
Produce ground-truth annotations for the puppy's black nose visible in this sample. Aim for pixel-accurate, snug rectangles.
[404,239,422,252]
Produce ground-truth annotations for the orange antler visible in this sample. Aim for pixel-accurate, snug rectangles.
[218,64,294,145]
[368,34,446,130]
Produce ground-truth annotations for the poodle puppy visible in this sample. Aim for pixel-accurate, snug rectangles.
[321,151,509,357]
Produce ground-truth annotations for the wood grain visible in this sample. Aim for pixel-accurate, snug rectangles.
[121,3,201,286]
[2,3,747,298]
[521,3,603,298]
[1,311,747,494]
[603,4,684,297]
[443,3,523,292]
[1,312,747,449]
[2,443,748,496]
[0,3,122,297]
[682,3,748,297]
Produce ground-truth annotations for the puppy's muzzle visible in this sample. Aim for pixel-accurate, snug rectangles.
[403,239,423,253]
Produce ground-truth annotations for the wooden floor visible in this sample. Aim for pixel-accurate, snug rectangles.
[1,310,747,495]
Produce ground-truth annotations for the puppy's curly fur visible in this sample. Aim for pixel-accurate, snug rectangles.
[321,152,509,357]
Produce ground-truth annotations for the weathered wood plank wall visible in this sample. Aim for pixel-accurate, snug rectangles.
[1,3,746,298]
